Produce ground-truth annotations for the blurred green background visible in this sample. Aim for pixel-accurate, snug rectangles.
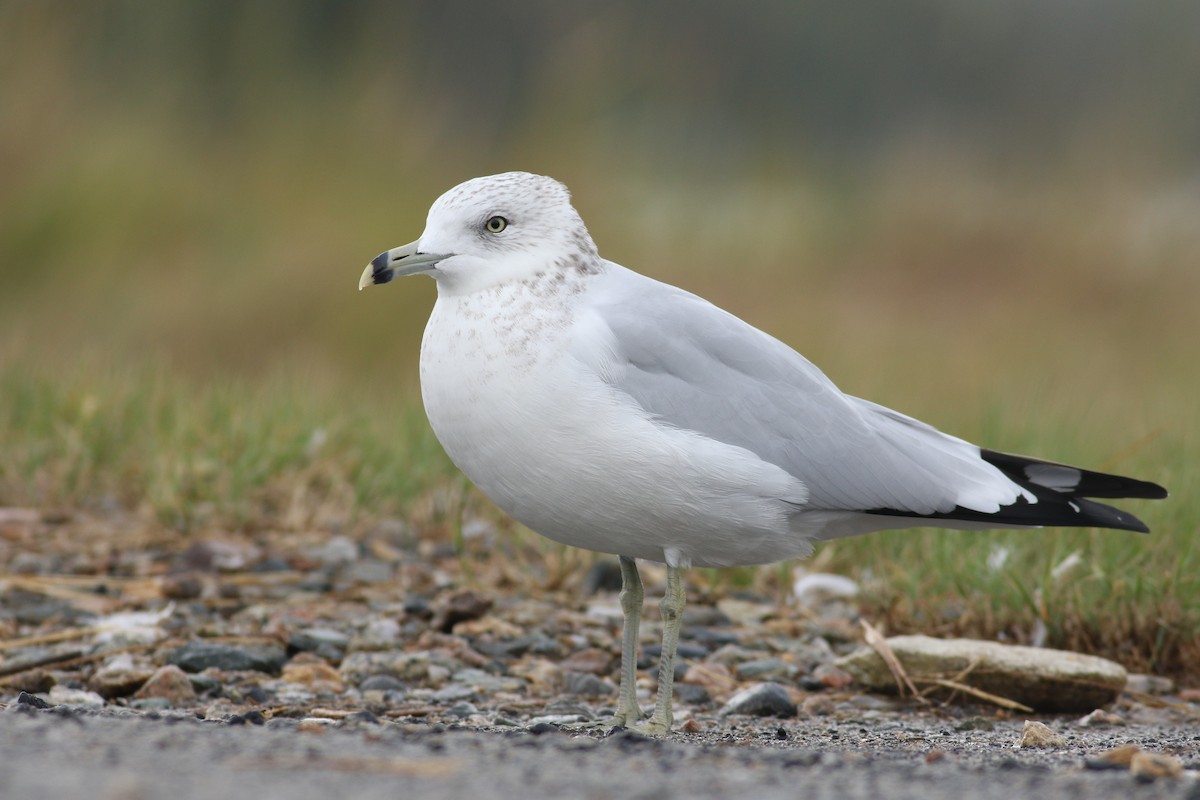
[1,2,1196,669]
[4,0,1198,385]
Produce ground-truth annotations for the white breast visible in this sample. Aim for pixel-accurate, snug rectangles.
[417,276,816,568]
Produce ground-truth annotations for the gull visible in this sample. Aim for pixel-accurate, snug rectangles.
[358,171,1167,735]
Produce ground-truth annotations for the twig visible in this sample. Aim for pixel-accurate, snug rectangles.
[0,642,158,682]
[860,619,922,700]
[0,627,96,652]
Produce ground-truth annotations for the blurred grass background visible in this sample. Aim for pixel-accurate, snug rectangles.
[1,2,1196,675]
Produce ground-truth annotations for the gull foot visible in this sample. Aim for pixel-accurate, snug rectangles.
[626,717,671,737]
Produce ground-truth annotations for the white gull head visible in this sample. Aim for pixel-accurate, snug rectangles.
[359,172,600,296]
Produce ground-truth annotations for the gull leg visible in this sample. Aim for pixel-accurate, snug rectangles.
[636,564,685,735]
[610,555,644,727]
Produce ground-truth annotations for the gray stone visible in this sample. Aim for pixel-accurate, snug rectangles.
[339,650,461,684]
[168,641,287,675]
[836,634,1127,713]
[674,683,712,706]
[357,674,407,693]
[719,683,798,718]
[562,671,615,697]
[446,702,479,718]
[452,668,526,694]
[735,658,797,681]
[430,683,476,703]
[342,559,393,585]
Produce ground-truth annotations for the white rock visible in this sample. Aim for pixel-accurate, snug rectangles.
[836,634,1126,712]
[47,686,106,707]
[791,570,859,606]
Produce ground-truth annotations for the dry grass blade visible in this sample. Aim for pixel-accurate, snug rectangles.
[0,627,95,652]
[924,678,1033,713]
[4,576,124,614]
[861,619,921,699]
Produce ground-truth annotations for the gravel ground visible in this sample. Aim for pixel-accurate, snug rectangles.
[1,702,1198,800]
[1,508,1197,798]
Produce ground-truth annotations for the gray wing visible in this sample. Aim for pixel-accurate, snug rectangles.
[579,265,1025,517]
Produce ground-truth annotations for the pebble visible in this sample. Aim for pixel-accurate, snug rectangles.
[581,560,623,594]
[1129,751,1184,781]
[6,668,55,695]
[563,671,615,697]
[446,702,479,718]
[507,658,561,694]
[431,589,494,633]
[955,717,996,732]
[1125,674,1174,695]
[716,598,775,626]
[810,663,853,690]
[452,668,525,694]
[339,650,459,684]
[475,632,560,660]
[47,686,106,707]
[168,641,287,674]
[735,658,796,681]
[559,647,615,675]
[1092,744,1142,768]
[1076,708,1125,727]
[719,683,798,718]
[88,656,154,699]
[133,665,198,705]
[430,684,477,703]
[307,535,359,566]
[1017,720,1066,749]
[527,714,583,727]
[682,662,738,698]
[791,571,860,607]
[15,691,51,709]
[287,627,351,660]
[358,674,407,693]
[297,717,335,733]
[672,683,710,706]
[642,642,709,663]
[344,709,382,725]
[280,659,345,694]
[786,638,838,672]
[342,559,393,585]
[800,695,834,717]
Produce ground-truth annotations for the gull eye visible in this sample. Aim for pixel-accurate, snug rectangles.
[485,215,508,233]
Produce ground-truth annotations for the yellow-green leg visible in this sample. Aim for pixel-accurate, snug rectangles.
[634,564,685,736]
[610,555,645,727]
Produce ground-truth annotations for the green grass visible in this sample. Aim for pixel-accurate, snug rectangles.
[0,360,455,532]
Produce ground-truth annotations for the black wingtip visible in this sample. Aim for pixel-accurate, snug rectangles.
[980,449,1167,500]
[865,494,1154,533]
[864,450,1165,533]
